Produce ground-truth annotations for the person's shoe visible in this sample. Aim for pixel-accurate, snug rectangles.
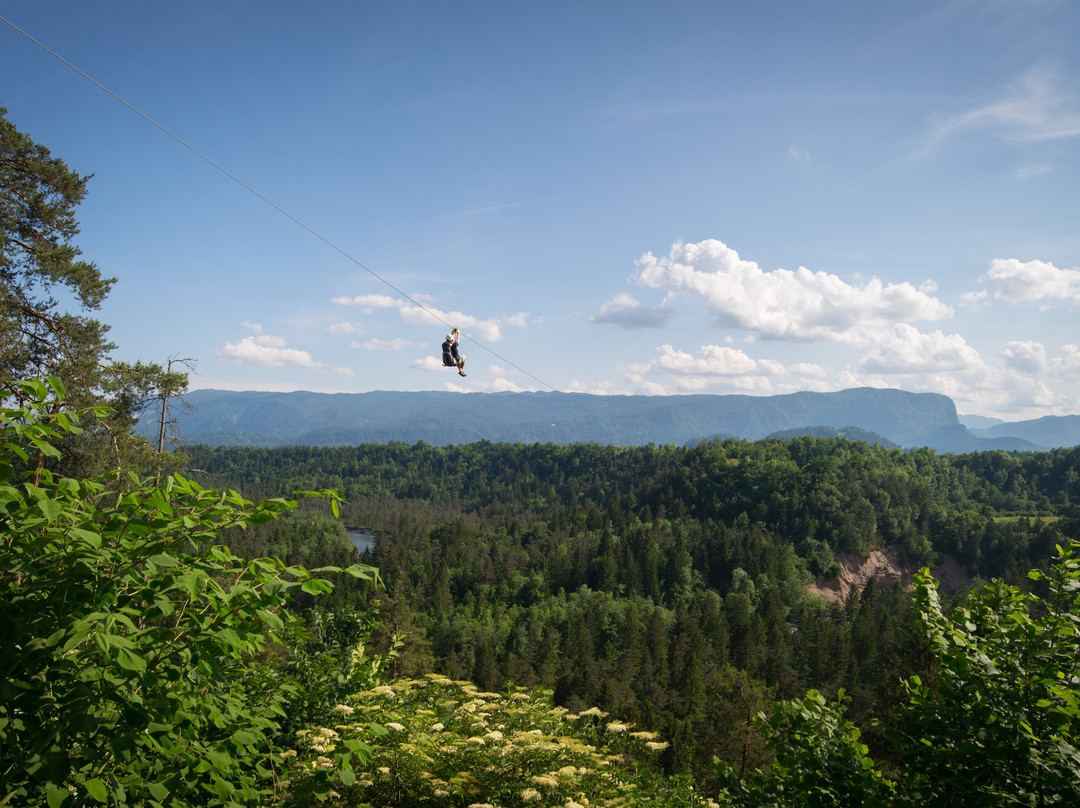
[459,371,467,377]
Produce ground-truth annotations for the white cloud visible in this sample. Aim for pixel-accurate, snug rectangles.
[351,337,415,351]
[857,324,984,374]
[636,239,952,343]
[788,145,810,161]
[411,356,447,371]
[927,66,1080,146]
[331,294,402,309]
[328,321,365,334]
[216,335,318,368]
[984,258,1080,304]
[960,290,989,311]
[654,344,785,377]
[592,293,677,329]
[398,305,523,342]
[1015,162,1051,179]
[1000,340,1048,373]
[490,377,527,392]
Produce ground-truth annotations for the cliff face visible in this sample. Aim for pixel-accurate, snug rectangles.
[808,548,970,603]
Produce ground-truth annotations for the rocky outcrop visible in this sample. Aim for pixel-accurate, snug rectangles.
[808,547,969,603]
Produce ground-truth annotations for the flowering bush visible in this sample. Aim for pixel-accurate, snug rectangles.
[284,675,713,808]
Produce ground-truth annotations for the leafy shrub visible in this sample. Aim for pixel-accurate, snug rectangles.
[0,378,379,807]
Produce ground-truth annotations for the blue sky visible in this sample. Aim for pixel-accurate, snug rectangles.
[3,1,1079,421]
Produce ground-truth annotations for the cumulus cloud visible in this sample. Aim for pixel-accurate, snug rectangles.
[636,239,952,342]
[1000,340,1049,373]
[984,258,1080,304]
[654,344,786,377]
[857,324,984,374]
[411,356,447,371]
[592,293,677,329]
[217,334,319,368]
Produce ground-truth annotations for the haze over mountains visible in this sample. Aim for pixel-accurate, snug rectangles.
[162,388,1080,453]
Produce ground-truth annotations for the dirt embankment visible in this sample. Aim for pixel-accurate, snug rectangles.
[808,547,970,603]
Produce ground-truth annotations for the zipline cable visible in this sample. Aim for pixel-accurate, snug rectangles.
[2,15,766,509]
[0,13,572,402]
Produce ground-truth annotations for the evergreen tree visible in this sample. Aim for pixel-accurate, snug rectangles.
[0,107,185,474]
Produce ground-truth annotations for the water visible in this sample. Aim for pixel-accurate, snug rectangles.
[347,529,375,555]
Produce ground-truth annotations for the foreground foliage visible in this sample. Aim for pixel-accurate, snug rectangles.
[285,675,711,808]
[0,380,381,807]
[890,544,1080,805]
[721,541,1080,807]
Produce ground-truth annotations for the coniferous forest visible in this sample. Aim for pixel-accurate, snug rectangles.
[187,438,1080,796]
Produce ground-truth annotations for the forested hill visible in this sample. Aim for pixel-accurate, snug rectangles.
[167,386,1066,450]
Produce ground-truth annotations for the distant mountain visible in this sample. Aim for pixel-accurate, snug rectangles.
[984,415,1080,449]
[958,414,1005,431]
[154,387,1075,452]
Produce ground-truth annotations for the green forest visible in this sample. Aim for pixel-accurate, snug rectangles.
[186,438,1080,795]
[4,104,1080,806]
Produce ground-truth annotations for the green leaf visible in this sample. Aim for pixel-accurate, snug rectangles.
[301,578,333,596]
[115,647,147,672]
[337,757,356,786]
[83,778,108,803]
[147,782,169,801]
[45,782,72,808]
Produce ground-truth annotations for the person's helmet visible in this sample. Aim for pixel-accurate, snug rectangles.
[446,335,454,342]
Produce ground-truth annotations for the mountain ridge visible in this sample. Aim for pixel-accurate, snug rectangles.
[157,387,1079,452]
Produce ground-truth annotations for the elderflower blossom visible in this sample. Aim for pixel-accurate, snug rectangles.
[646,741,669,751]
[606,722,629,733]
[431,722,445,732]
[532,775,560,788]
[332,704,354,715]
[520,788,542,802]
[385,722,406,732]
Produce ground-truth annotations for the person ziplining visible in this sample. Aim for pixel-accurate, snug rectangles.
[441,328,466,377]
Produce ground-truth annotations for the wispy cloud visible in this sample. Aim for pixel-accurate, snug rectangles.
[331,294,403,311]
[921,66,1080,154]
